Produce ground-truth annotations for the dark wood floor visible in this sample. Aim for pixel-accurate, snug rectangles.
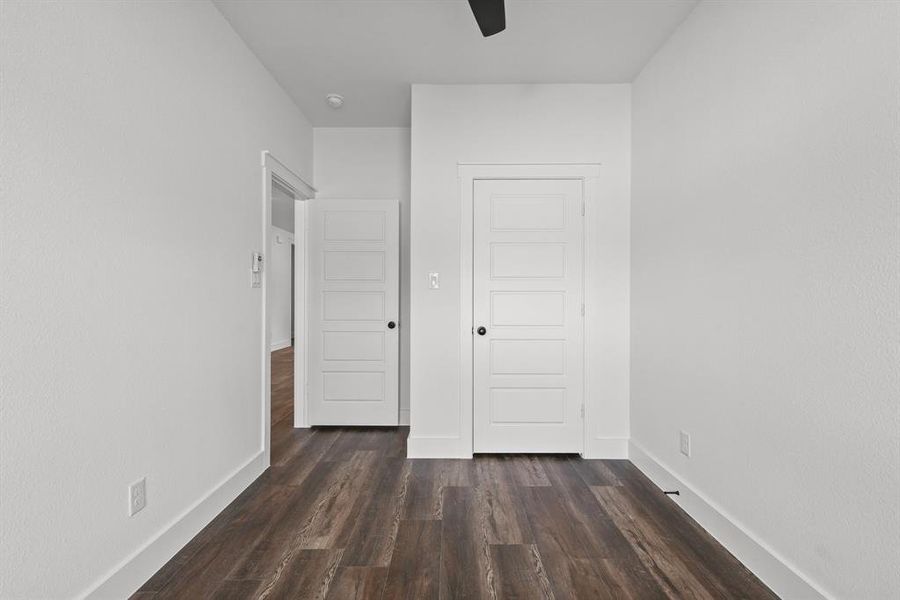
[134,347,777,599]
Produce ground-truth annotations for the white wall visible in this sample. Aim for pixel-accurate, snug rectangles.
[271,182,295,233]
[409,84,631,457]
[269,227,294,350]
[0,1,313,597]
[631,2,900,598]
[314,127,412,424]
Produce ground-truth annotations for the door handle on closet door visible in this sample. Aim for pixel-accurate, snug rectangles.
[476,326,487,336]
[387,321,396,329]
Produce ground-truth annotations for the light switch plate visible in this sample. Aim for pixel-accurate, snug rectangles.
[428,272,440,289]
[679,430,691,457]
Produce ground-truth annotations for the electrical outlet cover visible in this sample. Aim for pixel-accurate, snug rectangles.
[129,477,147,516]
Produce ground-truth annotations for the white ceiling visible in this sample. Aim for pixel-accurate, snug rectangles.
[213,0,698,127]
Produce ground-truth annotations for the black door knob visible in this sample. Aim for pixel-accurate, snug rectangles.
[387,321,396,329]
[477,326,487,336]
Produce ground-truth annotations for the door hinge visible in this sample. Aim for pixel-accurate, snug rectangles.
[580,405,585,419]
[581,201,585,216]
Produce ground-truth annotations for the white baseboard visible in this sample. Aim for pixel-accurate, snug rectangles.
[406,435,472,459]
[270,339,292,351]
[406,434,627,459]
[628,441,831,600]
[583,436,629,459]
[399,408,410,426]
[80,452,267,600]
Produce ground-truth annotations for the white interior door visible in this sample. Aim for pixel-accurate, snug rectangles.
[473,179,584,453]
[307,199,400,425]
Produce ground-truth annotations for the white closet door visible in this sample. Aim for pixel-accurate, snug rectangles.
[307,199,400,425]
[473,179,584,453]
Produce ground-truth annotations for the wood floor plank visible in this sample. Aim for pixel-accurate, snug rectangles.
[382,520,441,599]
[256,548,343,600]
[490,544,555,599]
[443,458,476,486]
[210,579,264,600]
[505,455,552,487]
[476,484,534,545]
[526,549,610,599]
[382,426,410,459]
[153,483,294,599]
[473,455,517,489]
[599,479,778,599]
[402,459,464,520]
[592,486,717,599]
[227,455,355,580]
[538,455,613,519]
[295,450,382,549]
[520,484,631,560]
[568,457,623,487]
[270,424,315,467]
[326,567,388,600]
[440,486,497,599]
[323,428,383,462]
[340,458,411,567]
[568,557,668,600]
[268,427,342,487]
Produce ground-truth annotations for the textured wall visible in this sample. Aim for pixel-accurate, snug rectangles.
[631,2,900,597]
[0,1,312,597]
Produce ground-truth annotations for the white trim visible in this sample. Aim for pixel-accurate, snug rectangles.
[407,436,472,459]
[270,339,292,352]
[261,151,316,197]
[80,452,267,600]
[583,436,629,459]
[293,199,309,428]
[457,163,601,457]
[399,408,410,426]
[629,441,831,600]
[262,152,313,437]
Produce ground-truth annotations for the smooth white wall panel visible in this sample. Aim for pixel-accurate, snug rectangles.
[631,2,900,598]
[409,85,631,455]
[0,2,312,597]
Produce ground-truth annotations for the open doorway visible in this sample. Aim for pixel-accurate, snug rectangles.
[268,180,296,448]
[261,152,314,466]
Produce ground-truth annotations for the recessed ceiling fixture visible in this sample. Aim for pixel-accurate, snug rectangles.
[325,93,344,109]
[468,0,505,37]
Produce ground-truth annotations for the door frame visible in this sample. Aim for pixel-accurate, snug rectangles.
[458,163,601,458]
[261,151,315,465]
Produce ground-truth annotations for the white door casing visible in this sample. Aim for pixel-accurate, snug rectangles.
[473,179,585,453]
[307,199,400,425]
[262,151,314,460]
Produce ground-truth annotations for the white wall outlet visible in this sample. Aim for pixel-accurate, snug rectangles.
[129,477,147,516]
[679,430,691,457]
[428,272,440,289]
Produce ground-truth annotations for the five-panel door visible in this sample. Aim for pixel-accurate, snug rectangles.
[473,179,584,453]
[307,199,400,425]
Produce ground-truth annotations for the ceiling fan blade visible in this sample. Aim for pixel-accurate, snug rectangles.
[468,0,506,37]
